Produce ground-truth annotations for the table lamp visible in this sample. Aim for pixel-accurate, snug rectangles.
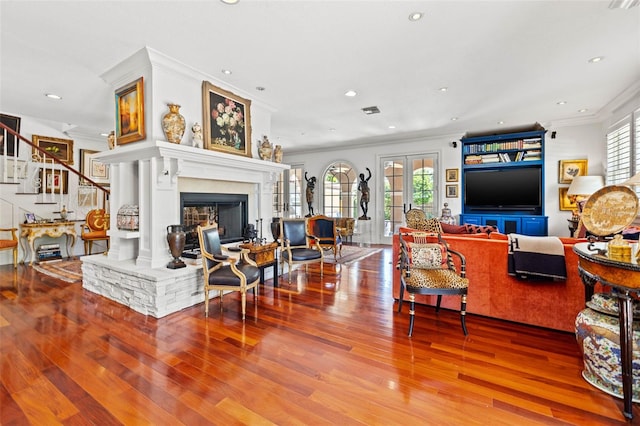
[567,175,605,220]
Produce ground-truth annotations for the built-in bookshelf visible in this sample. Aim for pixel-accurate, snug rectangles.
[460,126,548,236]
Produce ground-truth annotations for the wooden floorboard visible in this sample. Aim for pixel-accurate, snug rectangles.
[0,246,637,425]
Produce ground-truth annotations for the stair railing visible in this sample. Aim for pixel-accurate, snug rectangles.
[0,122,110,209]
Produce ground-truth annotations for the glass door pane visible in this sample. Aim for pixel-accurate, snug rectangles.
[383,158,405,238]
[410,156,436,217]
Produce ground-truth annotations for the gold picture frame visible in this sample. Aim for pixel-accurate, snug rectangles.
[558,159,588,184]
[32,135,74,165]
[446,184,458,198]
[39,169,69,194]
[202,80,252,157]
[446,168,459,182]
[115,77,145,145]
[80,149,109,185]
[559,187,577,211]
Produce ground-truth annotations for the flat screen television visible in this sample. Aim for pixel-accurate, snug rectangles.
[463,167,542,214]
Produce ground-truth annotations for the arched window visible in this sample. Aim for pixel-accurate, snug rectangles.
[323,161,357,218]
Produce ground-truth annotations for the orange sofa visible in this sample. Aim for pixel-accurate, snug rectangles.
[392,231,593,333]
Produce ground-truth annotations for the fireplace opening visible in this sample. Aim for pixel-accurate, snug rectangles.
[180,192,248,248]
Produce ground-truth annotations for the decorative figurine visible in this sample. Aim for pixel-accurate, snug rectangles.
[305,172,316,217]
[358,167,372,220]
[191,122,203,148]
[274,144,283,163]
[258,135,273,161]
[107,131,116,150]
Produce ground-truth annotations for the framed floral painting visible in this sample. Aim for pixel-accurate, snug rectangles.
[202,80,252,157]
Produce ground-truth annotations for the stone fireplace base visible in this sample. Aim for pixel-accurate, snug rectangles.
[81,254,204,318]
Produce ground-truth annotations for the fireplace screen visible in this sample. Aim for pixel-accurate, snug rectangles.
[180,192,248,247]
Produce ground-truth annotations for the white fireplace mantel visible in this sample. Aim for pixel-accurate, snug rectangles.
[95,140,289,269]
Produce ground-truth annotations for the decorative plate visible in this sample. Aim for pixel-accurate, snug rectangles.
[581,185,639,236]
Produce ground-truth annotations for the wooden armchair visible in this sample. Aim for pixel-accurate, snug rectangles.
[307,215,342,260]
[335,217,355,243]
[0,228,18,268]
[398,231,469,336]
[280,218,324,281]
[81,209,110,255]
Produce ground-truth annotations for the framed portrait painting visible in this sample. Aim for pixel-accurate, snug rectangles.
[115,77,145,145]
[32,135,74,165]
[0,113,21,156]
[39,169,69,194]
[202,80,252,157]
[80,149,109,185]
[558,159,588,184]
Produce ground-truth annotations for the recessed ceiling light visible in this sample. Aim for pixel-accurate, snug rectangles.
[588,56,604,63]
[256,86,265,91]
[344,90,357,97]
[388,125,396,129]
[221,69,232,75]
[439,87,448,92]
[329,128,336,132]
[578,108,589,113]
[45,93,62,100]
[450,117,458,121]
[100,132,110,137]
[557,101,567,105]
[220,0,239,4]
[408,12,423,21]
[497,121,505,125]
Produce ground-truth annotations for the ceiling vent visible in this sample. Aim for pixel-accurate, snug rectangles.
[362,106,380,115]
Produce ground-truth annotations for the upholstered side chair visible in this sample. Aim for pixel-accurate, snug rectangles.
[0,228,19,268]
[397,231,469,336]
[81,209,110,255]
[197,224,260,320]
[280,218,324,281]
[307,215,342,260]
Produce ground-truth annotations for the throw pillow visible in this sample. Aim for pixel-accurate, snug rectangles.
[440,222,467,234]
[410,218,444,234]
[409,242,447,269]
[464,224,499,234]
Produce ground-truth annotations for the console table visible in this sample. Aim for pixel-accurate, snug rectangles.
[239,242,278,287]
[20,221,77,265]
[574,242,639,419]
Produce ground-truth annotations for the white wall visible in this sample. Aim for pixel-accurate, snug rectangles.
[284,122,607,242]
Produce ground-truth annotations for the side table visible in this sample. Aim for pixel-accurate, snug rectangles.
[239,242,279,287]
[574,242,639,419]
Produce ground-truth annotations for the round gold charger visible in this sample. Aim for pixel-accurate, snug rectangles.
[581,185,639,236]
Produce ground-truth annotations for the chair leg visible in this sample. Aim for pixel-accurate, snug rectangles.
[204,287,209,317]
[460,294,468,336]
[84,241,90,255]
[398,282,405,312]
[435,295,442,313]
[13,247,18,268]
[408,293,416,337]
[219,290,224,312]
[241,291,247,320]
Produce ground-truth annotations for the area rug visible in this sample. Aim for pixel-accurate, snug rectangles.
[32,258,83,283]
[325,245,382,265]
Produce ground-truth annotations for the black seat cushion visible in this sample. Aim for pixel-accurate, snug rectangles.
[208,264,260,286]
[283,248,322,262]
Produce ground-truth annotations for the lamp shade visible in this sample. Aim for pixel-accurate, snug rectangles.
[567,175,605,196]
[621,172,640,186]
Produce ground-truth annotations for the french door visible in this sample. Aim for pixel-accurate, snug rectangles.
[273,165,304,218]
[380,154,438,243]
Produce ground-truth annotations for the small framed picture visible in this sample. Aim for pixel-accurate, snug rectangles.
[559,187,578,211]
[446,168,459,182]
[25,212,36,224]
[80,149,109,185]
[446,184,458,198]
[39,169,69,194]
[558,159,588,184]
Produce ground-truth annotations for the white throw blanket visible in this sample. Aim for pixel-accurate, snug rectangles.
[507,233,567,280]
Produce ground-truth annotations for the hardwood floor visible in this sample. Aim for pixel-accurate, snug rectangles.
[0,246,637,425]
